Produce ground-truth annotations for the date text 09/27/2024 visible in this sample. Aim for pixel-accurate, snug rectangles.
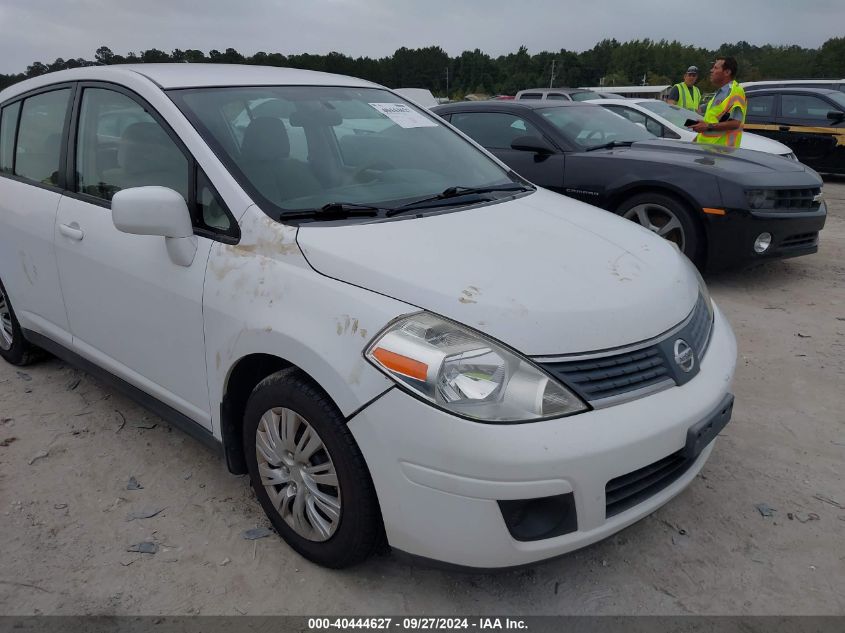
[307,617,528,630]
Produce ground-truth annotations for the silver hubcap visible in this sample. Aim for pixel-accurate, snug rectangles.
[255,407,341,542]
[623,203,686,252]
[0,286,13,351]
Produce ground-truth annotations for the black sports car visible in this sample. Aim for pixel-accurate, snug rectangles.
[432,101,827,271]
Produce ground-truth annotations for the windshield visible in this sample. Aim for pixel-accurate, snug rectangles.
[538,105,655,149]
[169,86,515,216]
[570,90,601,102]
[640,100,702,126]
[828,91,845,110]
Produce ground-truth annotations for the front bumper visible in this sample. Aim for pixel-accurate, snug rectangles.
[348,305,737,568]
[704,202,827,272]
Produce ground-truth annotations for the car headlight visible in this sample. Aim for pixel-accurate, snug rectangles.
[365,312,587,422]
[745,189,777,210]
[683,255,713,319]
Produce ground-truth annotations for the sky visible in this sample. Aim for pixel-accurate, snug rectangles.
[1,0,843,74]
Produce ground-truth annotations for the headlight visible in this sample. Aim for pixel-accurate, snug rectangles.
[365,312,587,422]
[682,254,713,319]
[745,189,777,210]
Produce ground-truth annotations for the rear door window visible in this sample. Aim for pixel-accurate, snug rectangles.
[14,89,72,186]
[747,95,776,117]
[0,102,21,174]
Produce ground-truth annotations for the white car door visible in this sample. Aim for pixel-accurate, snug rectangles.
[0,88,74,344]
[54,85,221,428]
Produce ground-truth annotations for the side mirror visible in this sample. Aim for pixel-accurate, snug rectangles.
[827,110,845,123]
[112,186,197,267]
[510,135,556,154]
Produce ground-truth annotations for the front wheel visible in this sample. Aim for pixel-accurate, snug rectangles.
[243,369,382,568]
[617,192,703,266]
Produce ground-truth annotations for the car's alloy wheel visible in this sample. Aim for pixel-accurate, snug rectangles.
[623,202,687,252]
[0,285,13,351]
[617,192,702,266]
[255,406,341,542]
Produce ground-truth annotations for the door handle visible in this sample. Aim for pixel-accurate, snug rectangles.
[778,125,790,131]
[59,223,84,241]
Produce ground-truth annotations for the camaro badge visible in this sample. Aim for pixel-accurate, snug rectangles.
[674,339,695,373]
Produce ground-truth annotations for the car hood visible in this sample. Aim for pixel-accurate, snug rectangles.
[296,188,699,356]
[739,132,793,155]
[593,139,806,174]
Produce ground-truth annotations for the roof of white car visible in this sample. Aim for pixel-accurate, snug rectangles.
[0,63,381,101]
[584,98,654,106]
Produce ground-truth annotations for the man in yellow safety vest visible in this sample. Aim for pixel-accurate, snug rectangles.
[691,56,747,148]
[668,66,702,112]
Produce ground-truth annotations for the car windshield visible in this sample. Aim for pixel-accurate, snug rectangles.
[569,91,602,102]
[640,100,702,126]
[538,105,655,148]
[827,91,845,110]
[169,86,516,215]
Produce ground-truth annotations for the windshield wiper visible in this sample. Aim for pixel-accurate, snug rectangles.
[283,202,394,220]
[583,140,636,152]
[386,183,532,216]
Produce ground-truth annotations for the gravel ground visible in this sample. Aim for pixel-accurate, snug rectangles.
[1,181,843,616]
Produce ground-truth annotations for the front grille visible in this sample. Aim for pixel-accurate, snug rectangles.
[605,448,694,517]
[538,295,712,404]
[780,232,819,249]
[542,348,670,401]
[773,188,821,210]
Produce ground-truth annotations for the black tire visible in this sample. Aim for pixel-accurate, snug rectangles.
[617,192,704,267]
[0,278,42,366]
[243,368,382,568]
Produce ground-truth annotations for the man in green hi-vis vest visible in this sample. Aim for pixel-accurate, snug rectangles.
[667,65,702,112]
[691,56,747,148]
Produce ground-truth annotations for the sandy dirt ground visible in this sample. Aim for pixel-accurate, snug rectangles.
[1,182,843,617]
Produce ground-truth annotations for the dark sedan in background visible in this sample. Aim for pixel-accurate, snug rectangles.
[743,87,845,175]
[433,101,827,271]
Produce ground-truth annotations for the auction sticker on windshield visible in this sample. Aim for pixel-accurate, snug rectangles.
[369,102,438,128]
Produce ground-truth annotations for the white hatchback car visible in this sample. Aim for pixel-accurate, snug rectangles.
[0,65,737,569]
[586,98,797,159]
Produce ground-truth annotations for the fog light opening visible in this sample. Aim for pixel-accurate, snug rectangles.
[754,232,773,254]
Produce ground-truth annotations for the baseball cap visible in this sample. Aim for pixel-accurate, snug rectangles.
[686,65,699,74]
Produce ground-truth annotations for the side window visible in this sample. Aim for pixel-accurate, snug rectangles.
[14,89,72,185]
[75,88,188,202]
[195,169,235,236]
[781,95,834,119]
[645,118,663,137]
[0,102,21,173]
[547,94,568,101]
[747,95,775,117]
[519,93,542,100]
[450,112,544,149]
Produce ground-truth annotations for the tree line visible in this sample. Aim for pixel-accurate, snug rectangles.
[2,37,844,97]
